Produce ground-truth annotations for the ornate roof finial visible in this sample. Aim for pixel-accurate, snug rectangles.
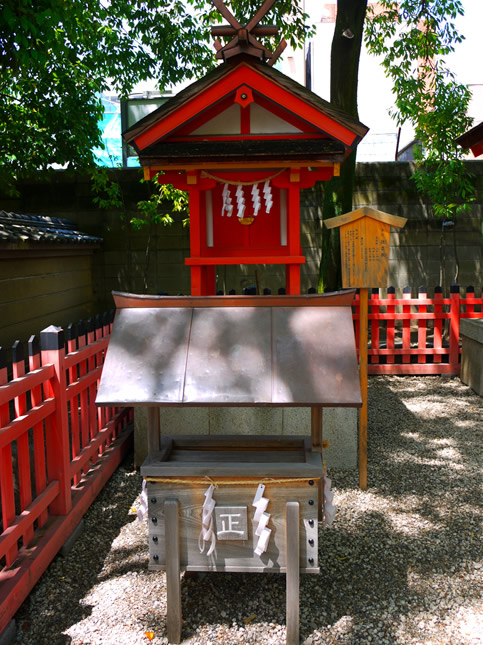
[211,0,287,65]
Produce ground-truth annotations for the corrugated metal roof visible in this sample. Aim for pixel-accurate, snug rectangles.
[0,211,103,245]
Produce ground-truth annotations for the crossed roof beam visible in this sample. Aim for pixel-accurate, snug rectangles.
[211,0,287,65]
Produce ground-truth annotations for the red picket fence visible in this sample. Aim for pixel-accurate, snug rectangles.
[0,314,133,635]
[352,285,483,374]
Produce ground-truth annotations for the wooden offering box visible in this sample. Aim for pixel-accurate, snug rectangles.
[96,291,362,644]
[142,435,321,574]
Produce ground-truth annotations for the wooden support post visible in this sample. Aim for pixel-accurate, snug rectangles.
[147,407,160,455]
[310,406,323,453]
[311,406,323,521]
[359,287,368,491]
[449,284,460,374]
[165,499,182,644]
[285,500,300,645]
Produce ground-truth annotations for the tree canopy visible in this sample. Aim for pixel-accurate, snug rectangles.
[0,0,308,190]
[365,0,474,219]
[1,0,474,231]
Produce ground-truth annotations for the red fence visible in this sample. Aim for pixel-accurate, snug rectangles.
[352,285,483,375]
[1,286,482,635]
[0,314,133,635]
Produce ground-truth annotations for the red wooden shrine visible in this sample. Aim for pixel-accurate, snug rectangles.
[123,2,368,295]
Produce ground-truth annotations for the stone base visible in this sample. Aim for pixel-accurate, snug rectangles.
[134,407,358,470]
[460,319,483,396]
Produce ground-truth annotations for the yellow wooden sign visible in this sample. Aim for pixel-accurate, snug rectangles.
[324,207,407,289]
[324,206,406,491]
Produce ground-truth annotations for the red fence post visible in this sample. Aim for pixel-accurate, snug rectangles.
[28,335,48,527]
[0,346,17,566]
[40,325,72,515]
[386,286,396,365]
[402,286,411,364]
[418,286,427,364]
[77,320,90,455]
[465,285,475,316]
[12,340,34,546]
[433,286,443,364]
[449,284,460,374]
[66,323,83,486]
[370,288,380,364]
[87,318,98,461]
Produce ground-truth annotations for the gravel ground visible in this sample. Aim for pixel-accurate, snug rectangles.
[11,375,482,645]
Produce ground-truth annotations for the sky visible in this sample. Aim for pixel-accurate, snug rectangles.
[297,0,483,159]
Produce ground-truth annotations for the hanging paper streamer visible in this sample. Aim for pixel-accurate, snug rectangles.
[263,180,273,213]
[323,472,337,527]
[136,479,148,522]
[199,484,216,555]
[236,185,246,219]
[221,183,233,217]
[252,483,272,556]
[251,183,261,217]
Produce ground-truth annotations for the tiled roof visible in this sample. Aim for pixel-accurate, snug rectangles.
[0,211,103,245]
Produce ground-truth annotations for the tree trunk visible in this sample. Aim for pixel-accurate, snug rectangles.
[318,0,368,292]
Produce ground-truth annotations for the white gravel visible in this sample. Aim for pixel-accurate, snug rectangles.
[12,375,482,645]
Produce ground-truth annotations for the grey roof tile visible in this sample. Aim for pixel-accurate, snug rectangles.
[0,211,103,245]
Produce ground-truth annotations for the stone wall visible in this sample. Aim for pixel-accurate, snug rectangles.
[1,161,481,318]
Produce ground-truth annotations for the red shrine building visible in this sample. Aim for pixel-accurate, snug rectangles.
[123,3,368,295]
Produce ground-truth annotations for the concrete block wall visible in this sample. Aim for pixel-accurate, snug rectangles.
[1,161,481,314]
[134,407,358,471]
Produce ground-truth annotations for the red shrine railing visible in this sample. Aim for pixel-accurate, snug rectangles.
[352,285,483,375]
[0,314,133,636]
[1,284,482,636]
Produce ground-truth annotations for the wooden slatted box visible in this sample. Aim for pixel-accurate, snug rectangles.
[141,435,322,574]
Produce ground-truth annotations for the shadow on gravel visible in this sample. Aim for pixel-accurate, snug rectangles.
[177,376,482,644]
[13,377,482,644]
[14,454,143,645]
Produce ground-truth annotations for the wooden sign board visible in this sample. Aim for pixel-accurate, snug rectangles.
[324,207,407,289]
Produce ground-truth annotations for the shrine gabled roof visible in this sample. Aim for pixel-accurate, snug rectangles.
[456,120,483,157]
[123,55,368,164]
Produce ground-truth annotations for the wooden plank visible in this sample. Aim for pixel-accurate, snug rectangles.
[147,407,161,454]
[368,363,459,375]
[324,207,407,230]
[112,290,356,308]
[165,499,182,645]
[339,217,391,289]
[0,284,93,328]
[0,255,89,281]
[146,479,319,572]
[167,449,306,463]
[143,461,323,478]
[285,501,300,645]
[185,255,305,266]
[359,288,368,491]
[0,268,92,304]
[161,434,308,451]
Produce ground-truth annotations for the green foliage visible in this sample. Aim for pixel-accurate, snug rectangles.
[0,0,311,194]
[134,176,189,229]
[365,0,475,218]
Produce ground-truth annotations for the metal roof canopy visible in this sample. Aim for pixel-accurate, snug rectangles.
[96,291,362,408]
